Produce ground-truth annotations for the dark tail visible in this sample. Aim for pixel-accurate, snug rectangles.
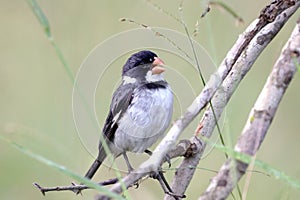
[84,159,102,179]
[84,148,107,180]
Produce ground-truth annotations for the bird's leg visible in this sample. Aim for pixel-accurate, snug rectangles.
[144,149,172,168]
[122,152,140,188]
[150,170,186,200]
[122,152,134,173]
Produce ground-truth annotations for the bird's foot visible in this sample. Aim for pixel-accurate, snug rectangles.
[164,154,172,168]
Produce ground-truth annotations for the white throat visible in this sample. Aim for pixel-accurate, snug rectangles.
[145,71,164,82]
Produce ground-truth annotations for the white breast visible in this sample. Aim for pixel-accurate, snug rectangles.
[113,86,173,154]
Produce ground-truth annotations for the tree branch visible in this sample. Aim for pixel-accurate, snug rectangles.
[164,1,300,199]
[199,14,300,200]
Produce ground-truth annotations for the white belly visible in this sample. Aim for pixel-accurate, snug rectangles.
[113,86,173,154]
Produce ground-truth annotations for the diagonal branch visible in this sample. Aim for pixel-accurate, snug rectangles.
[164,1,300,199]
[199,15,300,200]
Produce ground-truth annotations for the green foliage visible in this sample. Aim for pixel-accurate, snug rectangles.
[211,142,300,190]
[24,0,129,198]
[1,136,125,200]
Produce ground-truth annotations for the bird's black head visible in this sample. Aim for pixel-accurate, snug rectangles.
[122,50,158,75]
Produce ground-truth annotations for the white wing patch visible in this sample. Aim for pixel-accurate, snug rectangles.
[112,111,121,127]
[123,76,137,84]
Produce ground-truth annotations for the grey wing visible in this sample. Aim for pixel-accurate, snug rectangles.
[102,84,135,142]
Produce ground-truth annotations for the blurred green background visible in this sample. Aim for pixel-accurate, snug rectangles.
[1,0,300,199]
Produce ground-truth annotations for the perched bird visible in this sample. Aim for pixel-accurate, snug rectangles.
[84,50,173,179]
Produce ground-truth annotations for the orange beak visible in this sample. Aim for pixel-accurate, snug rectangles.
[151,57,165,74]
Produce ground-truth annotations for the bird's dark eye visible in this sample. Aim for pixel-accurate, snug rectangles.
[149,58,153,62]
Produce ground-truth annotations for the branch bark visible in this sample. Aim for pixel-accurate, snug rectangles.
[199,14,300,200]
[165,1,300,199]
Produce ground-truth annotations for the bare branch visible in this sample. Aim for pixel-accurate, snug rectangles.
[33,179,118,195]
[199,14,300,200]
[165,1,300,199]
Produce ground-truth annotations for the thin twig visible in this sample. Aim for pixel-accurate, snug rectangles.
[119,18,193,61]
[33,178,118,195]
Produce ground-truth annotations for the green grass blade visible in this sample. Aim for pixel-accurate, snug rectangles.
[27,0,51,38]
[1,136,125,200]
[292,56,300,75]
[26,0,74,83]
[211,142,300,190]
[210,1,244,24]
[25,0,128,197]
[179,0,228,160]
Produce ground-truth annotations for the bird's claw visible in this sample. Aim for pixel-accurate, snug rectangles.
[134,182,139,189]
[165,154,172,168]
[149,171,160,179]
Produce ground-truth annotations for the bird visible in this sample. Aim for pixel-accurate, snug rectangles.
[84,50,173,179]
